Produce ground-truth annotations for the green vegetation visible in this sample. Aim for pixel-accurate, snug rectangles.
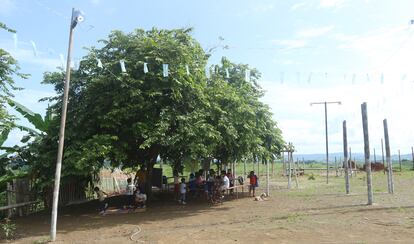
[1,218,16,240]
[1,27,284,201]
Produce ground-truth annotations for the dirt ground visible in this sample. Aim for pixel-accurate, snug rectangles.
[7,170,414,244]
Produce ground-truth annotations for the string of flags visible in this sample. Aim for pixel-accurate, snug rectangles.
[6,33,414,86]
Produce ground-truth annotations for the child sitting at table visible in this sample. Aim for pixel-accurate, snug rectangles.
[134,187,147,208]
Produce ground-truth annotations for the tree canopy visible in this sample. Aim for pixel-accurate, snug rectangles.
[11,27,284,196]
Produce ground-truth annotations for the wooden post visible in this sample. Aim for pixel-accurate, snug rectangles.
[282,152,286,176]
[302,157,305,171]
[398,149,402,172]
[343,121,350,194]
[381,139,386,174]
[361,103,373,205]
[293,154,299,188]
[349,147,353,178]
[266,158,270,196]
[271,156,274,176]
[7,183,13,217]
[335,156,338,177]
[288,151,292,189]
[383,119,394,193]
[353,156,357,176]
[411,146,414,171]
[373,148,376,163]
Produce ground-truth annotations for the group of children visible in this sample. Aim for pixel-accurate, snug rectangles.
[93,177,147,215]
[172,169,259,204]
[93,169,259,214]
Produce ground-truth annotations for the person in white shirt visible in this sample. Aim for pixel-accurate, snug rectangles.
[125,178,136,208]
[179,177,187,204]
[221,170,230,190]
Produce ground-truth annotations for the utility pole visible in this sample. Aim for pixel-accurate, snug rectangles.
[50,8,83,242]
[310,101,341,184]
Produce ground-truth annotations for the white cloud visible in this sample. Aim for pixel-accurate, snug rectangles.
[260,78,414,155]
[91,0,101,5]
[290,2,307,11]
[272,39,307,49]
[319,0,347,9]
[251,3,274,13]
[297,25,334,38]
[335,24,414,73]
[0,0,16,16]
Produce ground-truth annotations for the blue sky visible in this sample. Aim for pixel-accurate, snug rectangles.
[1,0,414,156]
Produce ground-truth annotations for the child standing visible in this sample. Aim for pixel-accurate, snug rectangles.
[125,178,136,209]
[179,177,187,204]
[94,187,108,215]
[247,171,258,197]
[173,170,180,200]
[188,173,196,198]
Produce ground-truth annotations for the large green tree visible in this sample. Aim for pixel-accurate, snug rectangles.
[26,27,284,200]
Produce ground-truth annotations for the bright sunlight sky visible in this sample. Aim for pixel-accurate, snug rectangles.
[1,0,414,156]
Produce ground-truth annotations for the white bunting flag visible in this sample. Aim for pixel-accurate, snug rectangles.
[380,73,384,84]
[225,68,230,78]
[120,60,126,73]
[366,73,370,82]
[163,64,169,77]
[30,40,38,56]
[185,64,190,75]
[144,62,149,73]
[245,69,250,82]
[97,58,103,68]
[59,54,65,69]
[13,33,18,49]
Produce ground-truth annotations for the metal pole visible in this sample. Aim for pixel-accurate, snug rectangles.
[412,146,414,170]
[381,139,386,174]
[51,8,75,242]
[373,148,376,163]
[343,121,350,194]
[398,149,402,172]
[383,119,394,193]
[335,156,338,177]
[361,103,373,205]
[310,101,341,184]
[324,102,329,184]
[349,147,353,178]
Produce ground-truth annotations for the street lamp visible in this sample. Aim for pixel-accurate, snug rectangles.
[310,101,341,184]
[50,8,84,242]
